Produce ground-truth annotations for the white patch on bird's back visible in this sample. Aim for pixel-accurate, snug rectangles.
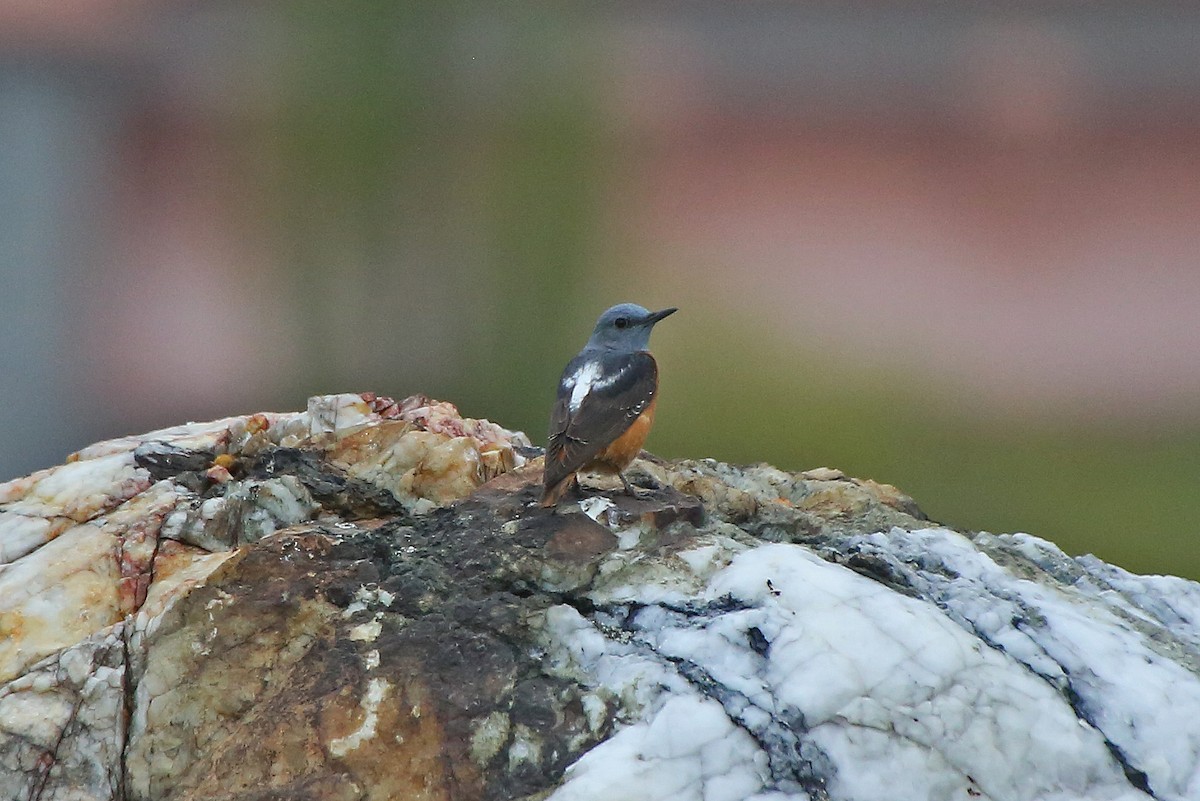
[567,361,603,414]
[567,360,632,415]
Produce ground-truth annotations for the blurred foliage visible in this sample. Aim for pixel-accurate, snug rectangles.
[265,3,604,427]
[651,313,1200,579]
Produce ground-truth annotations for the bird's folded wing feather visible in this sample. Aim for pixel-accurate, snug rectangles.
[544,351,658,491]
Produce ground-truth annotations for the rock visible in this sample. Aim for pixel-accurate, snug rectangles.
[1,393,1198,801]
[0,624,126,801]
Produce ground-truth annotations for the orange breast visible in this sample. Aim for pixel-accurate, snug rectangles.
[587,396,657,473]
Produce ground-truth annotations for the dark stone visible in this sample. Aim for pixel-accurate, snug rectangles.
[247,447,410,519]
[544,516,619,561]
[747,626,770,656]
[134,443,216,479]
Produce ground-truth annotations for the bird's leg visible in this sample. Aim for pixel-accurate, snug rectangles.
[631,451,664,491]
[619,472,640,498]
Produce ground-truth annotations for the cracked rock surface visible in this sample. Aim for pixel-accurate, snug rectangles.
[1,394,1198,801]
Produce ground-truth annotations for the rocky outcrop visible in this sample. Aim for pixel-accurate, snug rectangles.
[1,394,1198,801]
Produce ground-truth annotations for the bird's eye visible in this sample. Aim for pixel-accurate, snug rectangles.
[614,317,630,329]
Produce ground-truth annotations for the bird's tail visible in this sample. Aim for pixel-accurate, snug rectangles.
[540,472,576,507]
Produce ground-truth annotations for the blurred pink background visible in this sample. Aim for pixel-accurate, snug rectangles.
[3,4,1199,575]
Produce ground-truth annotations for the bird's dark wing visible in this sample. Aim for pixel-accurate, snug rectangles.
[544,351,658,494]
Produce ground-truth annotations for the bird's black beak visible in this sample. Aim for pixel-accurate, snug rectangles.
[645,307,678,325]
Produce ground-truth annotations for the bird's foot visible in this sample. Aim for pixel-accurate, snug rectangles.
[619,472,657,499]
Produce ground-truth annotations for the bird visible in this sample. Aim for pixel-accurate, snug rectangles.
[541,302,677,507]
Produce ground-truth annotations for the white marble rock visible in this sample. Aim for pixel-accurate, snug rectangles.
[0,624,126,801]
[543,528,1199,801]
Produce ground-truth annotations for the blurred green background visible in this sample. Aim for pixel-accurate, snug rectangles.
[3,4,1199,578]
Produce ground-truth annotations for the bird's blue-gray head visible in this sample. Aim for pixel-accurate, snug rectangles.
[583,302,677,353]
